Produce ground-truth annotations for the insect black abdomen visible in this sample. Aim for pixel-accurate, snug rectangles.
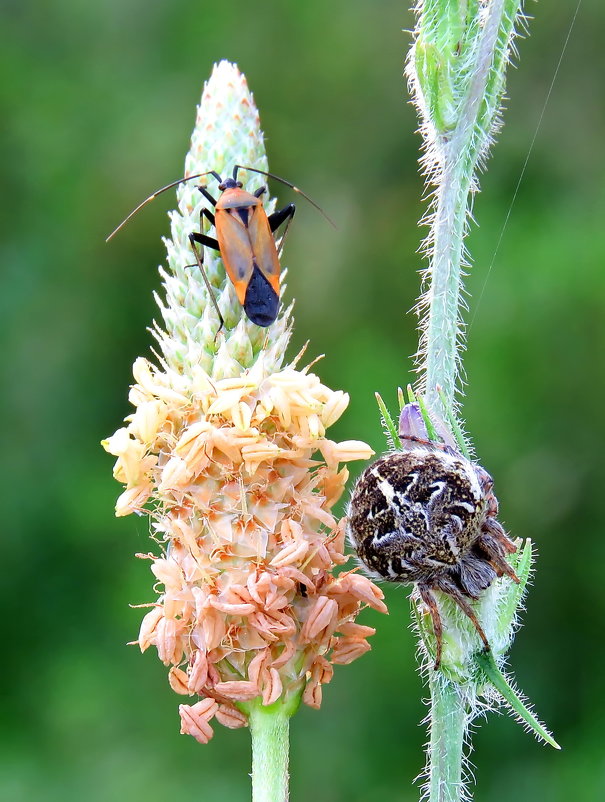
[244,264,279,327]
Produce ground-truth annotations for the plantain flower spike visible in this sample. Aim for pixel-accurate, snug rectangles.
[103,61,386,744]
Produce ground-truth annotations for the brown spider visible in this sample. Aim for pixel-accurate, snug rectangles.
[346,405,518,670]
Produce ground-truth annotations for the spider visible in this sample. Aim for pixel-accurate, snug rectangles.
[346,405,519,670]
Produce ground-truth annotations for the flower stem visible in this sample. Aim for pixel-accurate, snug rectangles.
[415,0,524,420]
[426,674,466,802]
[423,165,471,416]
[249,699,292,802]
[408,1,526,799]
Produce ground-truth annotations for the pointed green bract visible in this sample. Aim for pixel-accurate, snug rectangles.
[416,394,438,442]
[475,651,561,750]
[437,386,471,459]
[491,538,533,649]
[375,392,402,450]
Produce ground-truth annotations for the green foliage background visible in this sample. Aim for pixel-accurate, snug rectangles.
[3,1,604,800]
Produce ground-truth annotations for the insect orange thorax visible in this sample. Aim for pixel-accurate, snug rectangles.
[215,188,262,212]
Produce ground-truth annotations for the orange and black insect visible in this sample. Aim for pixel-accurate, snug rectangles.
[107,165,331,329]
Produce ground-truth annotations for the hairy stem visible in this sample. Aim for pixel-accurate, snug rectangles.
[427,675,467,802]
[423,164,471,415]
[249,699,292,802]
[408,1,525,800]
[418,0,523,418]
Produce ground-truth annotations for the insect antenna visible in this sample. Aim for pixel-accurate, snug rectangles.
[234,165,336,228]
[106,171,222,241]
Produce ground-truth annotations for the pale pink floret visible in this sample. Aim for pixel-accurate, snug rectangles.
[214,681,259,701]
[188,650,209,693]
[104,358,387,743]
[301,597,339,642]
[179,699,219,744]
[215,704,248,729]
[138,606,163,652]
[329,572,389,614]
[168,667,190,695]
[331,638,372,665]
[302,657,334,710]
[115,484,153,517]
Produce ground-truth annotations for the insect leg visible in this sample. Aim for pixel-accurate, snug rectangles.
[267,203,296,257]
[254,186,266,198]
[418,585,444,671]
[197,185,218,209]
[190,232,219,251]
[188,233,224,337]
[268,203,296,232]
[200,206,215,227]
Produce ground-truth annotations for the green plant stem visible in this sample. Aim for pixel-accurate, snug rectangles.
[415,2,525,800]
[427,674,467,802]
[423,0,522,419]
[249,700,291,802]
[424,165,471,417]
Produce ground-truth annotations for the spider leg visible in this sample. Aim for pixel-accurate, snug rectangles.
[418,584,444,671]
[475,524,519,583]
[482,517,517,554]
[434,577,491,652]
[400,434,448,451]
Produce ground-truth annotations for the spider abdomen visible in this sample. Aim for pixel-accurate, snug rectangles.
[348,448,486,584]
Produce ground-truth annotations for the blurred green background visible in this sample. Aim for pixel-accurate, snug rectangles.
[3,1,604,800]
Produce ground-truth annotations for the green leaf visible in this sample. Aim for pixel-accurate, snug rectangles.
[475,650,561,750]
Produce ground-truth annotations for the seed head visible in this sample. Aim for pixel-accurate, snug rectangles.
[104,62,386,742]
